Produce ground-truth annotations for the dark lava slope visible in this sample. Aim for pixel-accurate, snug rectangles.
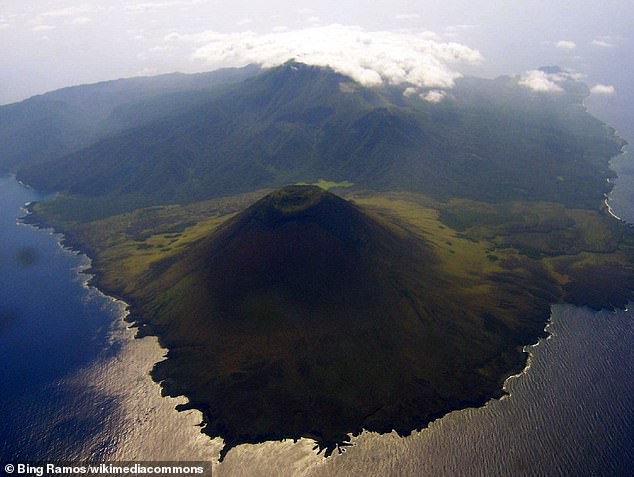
[139,186,541,458]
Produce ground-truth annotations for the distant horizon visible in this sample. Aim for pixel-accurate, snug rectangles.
[2,1,631,106]
[0,57,620,106]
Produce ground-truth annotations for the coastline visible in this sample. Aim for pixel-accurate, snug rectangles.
[13,185,226,466]
[607,145,634,224]
[19,183,627,461]
[604,198,623,221]
[501,311,555,396]
[19,190,543,461]
[11,173,631,475]
[13,114,633,459]
[20,201,149,335]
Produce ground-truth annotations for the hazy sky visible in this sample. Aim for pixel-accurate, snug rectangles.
[1,0,631,105]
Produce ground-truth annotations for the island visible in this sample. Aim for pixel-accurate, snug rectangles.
[11,62,633,459]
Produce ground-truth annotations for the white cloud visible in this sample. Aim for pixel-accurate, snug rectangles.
[0,23,9,31]
[395,13,420,20]
[590,84,615,95]
[134,67,159,76]
[445,24,479,32]
[69,16,92,25]
[403,86,450,103]
[592,39,613,48]
[443,24,479,40]
[149,45,175,54]
[518,68,587,93]
[125,0,205,13]
[518,70,564,93]
[40,7,87,18]
[556,40,576,49]
[164,32,182,42]
[190,25,483,90]
[31,24,56,32]
[421,90,447,103]
[565,70,586,81]
[29,6,93,30]
[236,18,253,26]
[403,87,418,97]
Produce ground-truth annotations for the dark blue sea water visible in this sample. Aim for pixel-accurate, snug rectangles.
[0,177,122,460]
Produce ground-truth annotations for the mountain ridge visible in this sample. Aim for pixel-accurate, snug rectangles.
[14,61,624,217]
[0,64,261,171]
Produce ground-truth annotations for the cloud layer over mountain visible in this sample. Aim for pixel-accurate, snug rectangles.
[183,24,483,90]
[590,84,615,95]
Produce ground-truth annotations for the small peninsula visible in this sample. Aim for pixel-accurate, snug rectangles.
[15,62,634,459]
[145,185,546,458]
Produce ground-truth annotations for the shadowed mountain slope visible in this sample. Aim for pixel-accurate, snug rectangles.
[0,65,260,171]
[129,185,550,458]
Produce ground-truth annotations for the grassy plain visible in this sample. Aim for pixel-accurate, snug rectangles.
[32,189,271,297]
[32,184,633,325]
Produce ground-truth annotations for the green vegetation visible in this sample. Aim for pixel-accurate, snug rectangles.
[352,192,634,311]
[14,62,624,218]
[29,185,634,459]
[296,178,354,190]
[14,62,634,459]
[0,65,260,172]
[29,189,271,297]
